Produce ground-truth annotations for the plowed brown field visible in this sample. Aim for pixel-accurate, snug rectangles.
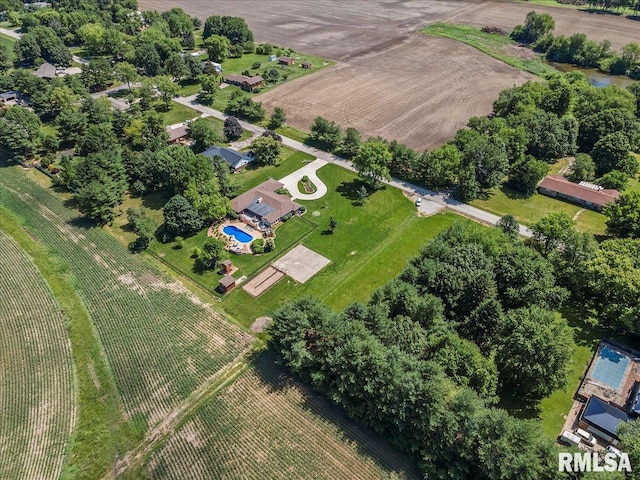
[138,0,638,149]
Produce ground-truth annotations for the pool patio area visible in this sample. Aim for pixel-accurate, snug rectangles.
[576,340,640,407]
[210,221,259,254]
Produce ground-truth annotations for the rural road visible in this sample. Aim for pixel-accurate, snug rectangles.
[173,95,534,238]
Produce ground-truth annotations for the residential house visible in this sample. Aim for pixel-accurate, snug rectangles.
[579,396,631,445]
[231,178,302,228]
[224,74,264,91]
[0,91,21,106]
[166,125,190,144]
[202,146,255,172]
[537,175,620,211]
[32,62,57,80]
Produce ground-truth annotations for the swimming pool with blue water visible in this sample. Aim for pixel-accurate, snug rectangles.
[591,345,630,390]
[223,225,254,243]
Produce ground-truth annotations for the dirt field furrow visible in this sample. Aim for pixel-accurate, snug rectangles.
[138,0,639,149]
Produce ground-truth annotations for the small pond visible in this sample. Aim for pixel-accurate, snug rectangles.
[549,62,637,88]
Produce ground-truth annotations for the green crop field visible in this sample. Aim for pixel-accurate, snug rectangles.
[0,162,254,442]
[0,231,75,480]
[146,352,420,480]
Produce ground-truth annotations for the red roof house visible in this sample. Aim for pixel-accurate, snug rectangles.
[537,175,620,211]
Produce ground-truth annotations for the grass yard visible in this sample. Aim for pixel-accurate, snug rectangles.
[40,124,59,137]
[221,164,460,327]
[422,23,558,77]
[202,52,334,113]
[159,101,200,126]
[148,216,314,295]
[274,124,310,144]
[0,32,15,48]
[202,116,253,145]
[234,148,314,191]
[470,185,608,235]
[145,351,420,480]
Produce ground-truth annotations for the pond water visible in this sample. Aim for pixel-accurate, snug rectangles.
[549,62,637,88]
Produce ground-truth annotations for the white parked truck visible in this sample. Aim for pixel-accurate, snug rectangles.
[575,428,597,447]
[559,430,581,447]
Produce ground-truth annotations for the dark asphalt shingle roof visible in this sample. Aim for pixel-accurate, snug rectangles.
[582,396,631,437]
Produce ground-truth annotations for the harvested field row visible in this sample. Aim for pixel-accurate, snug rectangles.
[141,0,640,150]
[0,164,253,433]
[147,352,420,480]
[0,231,75,480]
[256,34,536,150]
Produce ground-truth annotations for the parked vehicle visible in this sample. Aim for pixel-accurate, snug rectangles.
[575,428,597,446]
[606,445,623,458]
[415,197,422,206]
[559,430,581,447]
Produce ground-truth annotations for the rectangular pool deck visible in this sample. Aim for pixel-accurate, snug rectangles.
[577,340,640,409]
[559,339,640,450]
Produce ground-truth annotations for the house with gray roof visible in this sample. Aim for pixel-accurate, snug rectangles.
[231,179,301,227]
[202,146,254,172]
[32,62,57,80]
[579,396,631,444]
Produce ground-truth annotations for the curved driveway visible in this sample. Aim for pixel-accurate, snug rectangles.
[278,159,328,201]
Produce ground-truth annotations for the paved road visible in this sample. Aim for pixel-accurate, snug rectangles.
[174,95,534,238]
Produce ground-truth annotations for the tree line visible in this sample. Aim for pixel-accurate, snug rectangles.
[307,71,640,209]
[512,11,640,78]
[269,222,573,479]
[269,212,640,478]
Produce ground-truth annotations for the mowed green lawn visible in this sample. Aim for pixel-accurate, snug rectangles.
[0,33,15,49]
[234,149,314,192]
[470,186,608,235]
[221,164,460,327]
[159,102,200,126]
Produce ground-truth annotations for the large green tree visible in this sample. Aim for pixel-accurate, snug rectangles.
[603,191,640,239]
[495,307,574,400]
[510,11,555,45]
[163,195,203,237]
[530,211,575,256]
[204,34,230,62]
[251,136,281,166]
[352,139,392,186]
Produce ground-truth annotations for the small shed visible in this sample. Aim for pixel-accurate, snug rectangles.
[268,55,277,62]
[301,61,312,69]
[278,56,295,66]
[218,275,236,293]
[221,259,234,274]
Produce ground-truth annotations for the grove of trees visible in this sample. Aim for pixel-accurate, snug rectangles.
[269,222,572,479]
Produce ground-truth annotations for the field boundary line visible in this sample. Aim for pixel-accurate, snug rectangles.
[110,343,256,478]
